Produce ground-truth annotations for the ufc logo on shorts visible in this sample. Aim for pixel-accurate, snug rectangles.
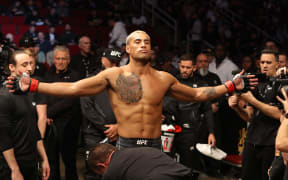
[137,140,148,145]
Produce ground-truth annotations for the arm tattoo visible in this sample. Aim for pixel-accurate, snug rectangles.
[203,87,217,98]
[116,73,143,103]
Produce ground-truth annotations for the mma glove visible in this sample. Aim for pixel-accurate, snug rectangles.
[224,73,251,94]
[10,73,39,94]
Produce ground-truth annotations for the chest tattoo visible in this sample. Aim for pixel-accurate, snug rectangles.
[116,73,143,103]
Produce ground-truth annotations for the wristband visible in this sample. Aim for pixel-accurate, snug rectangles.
[224,81,235,93]
[29,78,39,92]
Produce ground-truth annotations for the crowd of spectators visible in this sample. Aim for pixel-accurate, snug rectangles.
[151,0,287,68]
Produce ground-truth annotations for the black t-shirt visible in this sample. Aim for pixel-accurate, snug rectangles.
[0,87,41,160]
[103,147,191,180]
[175,76,214,134]
[193,70,222,87]
[70,54,98,79]
[30,75,47,106]
[44,67,81,126]
[246,81,280,146]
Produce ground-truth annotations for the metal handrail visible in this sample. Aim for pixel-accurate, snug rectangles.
[215,5,274,41]
[142,1,178,45]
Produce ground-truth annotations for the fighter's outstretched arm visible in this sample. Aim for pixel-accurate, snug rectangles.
[7,68,116,97]
[168,80,228,102]
[167,72,256,102]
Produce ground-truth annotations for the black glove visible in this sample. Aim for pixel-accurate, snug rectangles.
[10,76,28,94]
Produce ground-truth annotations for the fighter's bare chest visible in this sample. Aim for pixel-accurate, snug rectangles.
[111,72,166,104]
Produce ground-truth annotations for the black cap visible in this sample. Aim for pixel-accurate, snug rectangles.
[102,48,122,61]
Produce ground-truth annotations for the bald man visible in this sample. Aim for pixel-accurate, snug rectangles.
[70,36,98,79]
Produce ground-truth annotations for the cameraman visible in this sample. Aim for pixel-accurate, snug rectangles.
[228,49,281,180]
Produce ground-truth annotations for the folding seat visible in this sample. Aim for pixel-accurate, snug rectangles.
[55,25,65,35]
[39,8,49,17]
[62,17,73,25]
[13,34,23,46]
[68,44,80,56]
[18,24,30,35]
[0,16,11,24]
[1,24,17,35]
[35,25,49,33]
[12,16,25,24]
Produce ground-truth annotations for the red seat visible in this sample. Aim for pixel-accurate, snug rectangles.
[39,8,49,17]
[13,34,23,46]
[0,16,11,24]
[1,24,17,34]
[36,25,49,33]
[12,16,25,24]
[18,25,30,35]
[68,44,80,56]
[62,17,74,25]
[70,9,90,18]
[55,25,65,35]
[62,16,87,26]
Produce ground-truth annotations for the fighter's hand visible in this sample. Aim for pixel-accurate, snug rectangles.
[225,70,257,94]
[208,133,216,147]
[11,168,24,180]
[104,124,118,141]
[41,159,50,180]
[6,73,38,94]
[276,88,288,114]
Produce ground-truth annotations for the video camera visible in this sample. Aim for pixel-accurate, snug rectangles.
[237,71,288,109]
[0,33,18,84]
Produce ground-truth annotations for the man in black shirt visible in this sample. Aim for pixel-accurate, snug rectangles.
[195,52,242,156]
[70,36,98,79]
[228,49,281,180]
[0,50,50,180]
[88,143,192,180]
[171,54,215,177]
[194,53,222,88]
[45,45,81,180]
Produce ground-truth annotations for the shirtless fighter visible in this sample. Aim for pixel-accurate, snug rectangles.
[7,30,256,150]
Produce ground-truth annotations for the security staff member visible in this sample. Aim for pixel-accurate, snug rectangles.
[44,45,81,180]
[172,54,215,178]
[229,49,281,180]
[0,50,50,180]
